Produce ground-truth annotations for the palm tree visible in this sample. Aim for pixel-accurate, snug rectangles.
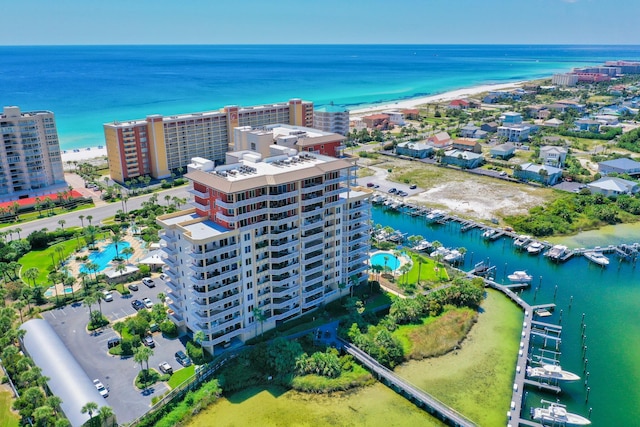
[86,215,93,226]
[194,330,206,348]
[14,227,22,240]
[134,345,153,388]
[84,294,97,322]
[110,231,122,260]
[121,246,134,261]
[337,281,346,301]
[81,402,99,424]
[252,307,266,337]
[157,292,166,305]
[23,267,40,287]
[58,219,66,230]
[79,215,85,228]
[14,299,26,323]
[99,405,115,427]
[349,274,359,298]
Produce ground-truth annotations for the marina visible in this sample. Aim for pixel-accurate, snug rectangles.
[371,202,640,426]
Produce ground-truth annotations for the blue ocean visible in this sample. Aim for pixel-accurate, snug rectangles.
[1,44,639,151]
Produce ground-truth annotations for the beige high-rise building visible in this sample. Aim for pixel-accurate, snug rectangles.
[0,106,65,201]
[156,149,370,353]
[104,99,313,184]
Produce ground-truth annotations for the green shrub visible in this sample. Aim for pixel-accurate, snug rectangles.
[160,320,178,337]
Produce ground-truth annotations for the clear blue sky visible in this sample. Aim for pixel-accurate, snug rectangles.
[2,0,639,45]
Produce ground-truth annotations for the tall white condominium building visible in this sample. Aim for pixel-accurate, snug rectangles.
[0,106,65,201]
[313,105,350,136]
[157,148,371,353]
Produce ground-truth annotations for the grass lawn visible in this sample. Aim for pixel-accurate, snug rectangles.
[397,251,449,286]
[393,307,477,359]
[168,365,195,389]
[18,239,81,285]
[0,203,95,229]
[0,391,19,427]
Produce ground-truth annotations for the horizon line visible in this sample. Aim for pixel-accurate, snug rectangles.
[2,42,640,47]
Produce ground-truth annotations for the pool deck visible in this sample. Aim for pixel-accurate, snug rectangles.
[47,232,147,296]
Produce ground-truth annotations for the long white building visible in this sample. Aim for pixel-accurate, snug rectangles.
[157,149,371,353]
[0,106,65,201]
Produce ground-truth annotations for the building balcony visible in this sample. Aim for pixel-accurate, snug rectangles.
[348,263,369,276]
[269,226,298,236]
[270,260,299,275]
[301,182,324,193]
[269,251,298,264]
[325,175,348,186]
[188,188,209,199]
[324,199,343,209]
[167,309,184,326]
[191,245,237,260]
[269,237,299,251]
[191,280,240,299]
[303,238,323,251]
[272,305,301,321]
[271,272,299,284]
[272,285,296,299]
[325,187,348,198]
[270,214,299,227]
[302,263,324,277]
[163,257,178,268]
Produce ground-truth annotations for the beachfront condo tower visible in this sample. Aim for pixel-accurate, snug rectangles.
[313,105,350,136]
[156,148,371,353]
[0,106,65,201]
[103,99,313,184]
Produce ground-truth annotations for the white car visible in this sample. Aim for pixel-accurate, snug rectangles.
[158,361,173,374]
[159,273,170,281]
[102,290,113,302]
[142,297,153,309]
[93,379,108,397]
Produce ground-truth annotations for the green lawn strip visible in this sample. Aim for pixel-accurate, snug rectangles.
[168,365,195,389]
[18,239,80,285]
[0,203,95,229]
[397,251,449,286]
[0,391,19,427]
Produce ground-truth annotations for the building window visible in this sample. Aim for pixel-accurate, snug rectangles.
[247,282,253,289]
[244,233,251,241]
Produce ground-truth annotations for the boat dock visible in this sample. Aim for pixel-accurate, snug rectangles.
[339,338,477,427]
[480,279,566,427]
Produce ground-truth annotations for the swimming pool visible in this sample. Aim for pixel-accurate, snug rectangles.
[370,252,400,271]
[81,241,131,273]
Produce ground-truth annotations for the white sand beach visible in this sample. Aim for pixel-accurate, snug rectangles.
[349,81,525,116]
[61,146,108,163]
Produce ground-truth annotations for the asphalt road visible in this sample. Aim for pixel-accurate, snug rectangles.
[42,280,189,425]
[3,186,190,237]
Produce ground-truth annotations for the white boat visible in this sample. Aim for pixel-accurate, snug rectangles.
[546,244,569,261]
[430,246,450,259]
[533,401,591,426]
[526,241,544,255]
[507,270,533,283]
[513,234,532,249]
[425,209,444,222]
[413,240,432,252]
[583,251,609,267]
[526,364,580,382]
[444,249,463,263]
[482,229,496,239]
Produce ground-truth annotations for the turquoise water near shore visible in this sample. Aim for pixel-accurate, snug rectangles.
[373,206,640,426]
[2,44,639,151]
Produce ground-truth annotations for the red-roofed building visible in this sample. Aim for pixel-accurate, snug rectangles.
[448,99,470,110]
[362,113,391,130]
[402,109,420,120]
[427,131,451,148]
[452,138,482,153]
[574,73,611,83]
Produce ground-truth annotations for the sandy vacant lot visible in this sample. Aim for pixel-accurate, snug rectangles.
[361,157,556,223]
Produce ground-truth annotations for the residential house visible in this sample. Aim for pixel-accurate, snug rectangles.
[396,141,433,159]
[481,122,499,133]
[441,149,484,169]
[543,118,564,128]
[598,158,640,176]
[594,115,619,126]
[452,138,482,153]
[555,100,586,113]
[574,119,601,133]
[497,123,531,142]
[587,176,639,196]
[526,105,550,119]
[490,143,516,159]
[382,110,405,126]
[427,131,451,149]
[448,99,470,110]
[362,113,391,129]
[514,163,563,185]
[483,94,501,104]
[501,112,523,124]
[459,123,480,138]
[402,109,420,120]
[540,145,568,168]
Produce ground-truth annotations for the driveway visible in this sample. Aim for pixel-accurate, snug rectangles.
[42,283,190,425]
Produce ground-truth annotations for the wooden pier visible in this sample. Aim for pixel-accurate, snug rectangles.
[339,338,477,427]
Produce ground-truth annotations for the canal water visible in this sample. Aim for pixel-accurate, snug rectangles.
[372,206,640,426]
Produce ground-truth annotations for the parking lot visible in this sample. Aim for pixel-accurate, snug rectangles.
[42,279,189,424]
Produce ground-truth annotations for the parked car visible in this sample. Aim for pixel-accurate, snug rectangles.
[128,283,139,291]
[366,182,374,187]
[374,184,380,188]
[102,290,113,302]
[397,191,408,197]
[131,299,144,311]
[143,336,155,348]
[142,277,155,288]
[158,361,173,374]
[142,297,153,309]
[175,350,192,367]
[409,184,417,189]
[499,171,507,177]
[107,337,121,349]
[159,273,170,281]
[388,188,397,194]
[93,379,108,398]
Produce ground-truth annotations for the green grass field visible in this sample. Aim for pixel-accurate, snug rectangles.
[18,239,81,285]
[0,391,19,427]
[395,251,449,287]
[168,365,195,389]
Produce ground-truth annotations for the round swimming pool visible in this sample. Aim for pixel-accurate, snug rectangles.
[370,252,400,271]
